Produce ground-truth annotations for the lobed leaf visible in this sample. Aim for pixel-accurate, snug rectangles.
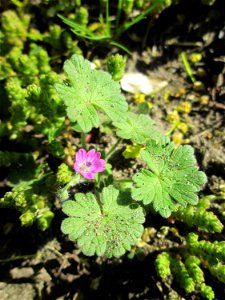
[113,112,162,144]
[55,55,128,132]
[61,185,145,257]
[132,137,207,217]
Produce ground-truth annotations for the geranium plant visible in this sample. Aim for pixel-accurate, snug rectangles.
[56,54,207,257]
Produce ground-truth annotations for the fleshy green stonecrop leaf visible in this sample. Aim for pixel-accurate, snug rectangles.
[55,55,128,132]
[113,112,162,144]
[132,137,207,218]
[61,185,145,257]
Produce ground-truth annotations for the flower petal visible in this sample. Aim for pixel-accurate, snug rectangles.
[91,160,106,172]
[83,171,96,180]
[74,162,79,173]
[86,149,97,162]
[73,148,106,180]
[76,149,87,163]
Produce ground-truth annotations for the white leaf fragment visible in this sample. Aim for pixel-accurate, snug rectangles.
[121,72,168,94]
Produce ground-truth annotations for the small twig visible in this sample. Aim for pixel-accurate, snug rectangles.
[209,101,225,110]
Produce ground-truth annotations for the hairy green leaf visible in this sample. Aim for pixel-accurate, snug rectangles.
[113,112,162,144]
[132,137,207,217]
[55,55,128,132]
[61,185,145,257]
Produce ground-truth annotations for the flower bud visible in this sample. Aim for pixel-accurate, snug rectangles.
[107,54,126,81]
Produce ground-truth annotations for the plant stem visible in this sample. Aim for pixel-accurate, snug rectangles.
[105,138,122,159]
[60,174,85,195]
[117,3,159,35]
[81,132,87,149]
[0,254,35,263]
[110,40,132,55]
[95,189,104,215]
[95,172,100,186]
[115,178,133,183]
[115,0,123,33]
[114,178,133,190]
[165,122,179,136]
[180,52,196,83]
[68,174,85,188]
[105,0,110,36]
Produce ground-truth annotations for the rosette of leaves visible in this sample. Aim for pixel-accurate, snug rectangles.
[55,55,128,132]
[113,112,162,144]
[61,185,145,257]
[132,137,207,217]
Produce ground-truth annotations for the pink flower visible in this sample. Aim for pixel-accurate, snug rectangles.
[74,148,106,180]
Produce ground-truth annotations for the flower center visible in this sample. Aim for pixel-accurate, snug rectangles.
[79,161,92,172]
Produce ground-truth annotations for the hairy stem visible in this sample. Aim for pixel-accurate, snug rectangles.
[59,174,86,201]
[105,138,122,159]
[81,132,87,149]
